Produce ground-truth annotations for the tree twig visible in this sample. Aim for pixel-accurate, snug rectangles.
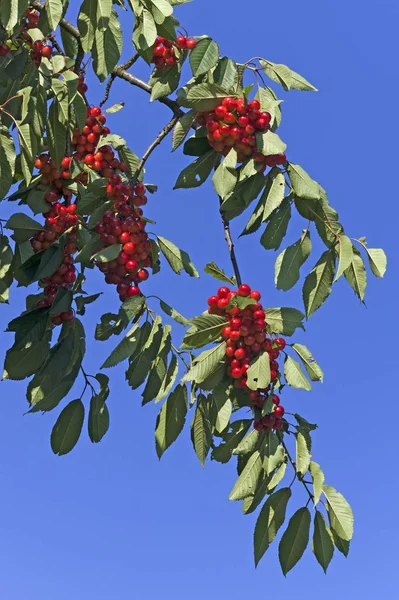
[131,114,180,185]
[218,197,243,287]
[99,54,140,107]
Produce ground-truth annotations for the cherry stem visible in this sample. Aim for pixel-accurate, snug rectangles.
[281,438,314,503]
[218,196,243,287]
[80,366,97,397]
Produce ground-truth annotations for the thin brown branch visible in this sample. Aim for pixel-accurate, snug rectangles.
[99,54,140,108]
[131,114,180,185]
[112,66,185,118]
[218,198,242,287]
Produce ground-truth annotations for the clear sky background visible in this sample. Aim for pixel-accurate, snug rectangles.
[0,0,398,598]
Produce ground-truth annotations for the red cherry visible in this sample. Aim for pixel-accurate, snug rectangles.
[185,39,197,49]
[123,242,136,255]
[208,295,219,306]
[217,297,229,310]
[225,346,235,358]
[274,405,285,418]
[215,105,227,120]
[222,326,232,339]
[274,419,283,431]
[248,99,260,111]
[253,420,263,431]
[231,367,242,379]
[262,414,276,430]
[238,283,251,297]
[176,36,187,48]
[270,369,278,381]
[218,287,230,299]
[90,106,102,117]
[275,337,286,350]
[230,317,241,329]
[272,394,280,406]
[234,348,246,360]
[137,269,149,281]
[127,285,140,297]
[230,330,240,342]
[125,260,138,272]
[0,44,10,57]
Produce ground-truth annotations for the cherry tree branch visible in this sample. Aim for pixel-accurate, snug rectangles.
[218,198,242,287]
[100,54,140,107]
[131,114,180,184]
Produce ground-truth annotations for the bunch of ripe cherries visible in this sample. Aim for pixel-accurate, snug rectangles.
[208,283,286,431]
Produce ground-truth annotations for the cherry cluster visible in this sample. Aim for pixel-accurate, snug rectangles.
[207,284,286,431]
[32,203,78,325]
[32,93,154,311]
[196,97,287,166]
[95,177,152,301]
[151,35,196,70]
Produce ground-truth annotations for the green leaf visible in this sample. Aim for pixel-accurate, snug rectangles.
[330,529,350,558]
[101,322,142,369]
[50,399,85,456]
[212,382,232,434]
[204,262,235,285]
[290,343,323,382]
[159,299,188,325]
[92,8,123,81]
[260,59,317,92]
[105,102,124,114]
[309,461,325,507]
[279,507,311,575]
[174,149,219,189]
[256,130,287,156]
[142,326,172,405]
[284,355,311,391]
[363,247,387,278]
[185,83,231,111]
[96,0,112,30]
[78,0,97,52]
[157,235,199,277]
[47,101,67,168]
[0,126,16,199]
[296,432,311,476]
[287,163,320,200]
[262,431,284,475]
[213,57,238,93]
[246,351,271,391]
[75,293,102,316]
[155,384,188,458]
[211,419,252,463]
[149,0,173,18]
[212,149,237,200]
[172,109,195,151]
[4,338,50,381]
[268,461,287,492]
[313,511,334,573]
[275,230,312,291]
[262,169,286,222]
[233,428,259,456]
[334,235,353,282]
[344,248,367,301]
[182,314,227,350]
[189,38,219,77]
[229,450,262,501]
[6,212,43,243]
[91,243,122,262]
[88,395,110,443]
[182,342,226,385]
[323,485,354,541]
[191,397,213,466]
[150,64,180,101]
[46,0,63,31]
[125,319,164,389]
[264,307,305,336]
[303,250,335,318]
[254,488,291,567]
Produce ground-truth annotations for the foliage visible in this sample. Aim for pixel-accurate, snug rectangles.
[0,0,386,575]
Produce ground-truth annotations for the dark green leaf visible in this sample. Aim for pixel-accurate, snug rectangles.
[155,384,188,458]
[204,261,235,285]
[278,507,311,575]
[303,250,335,318]
[284,355,311,391]
[157,235,199,276]
[264,307,305,336]
[182,313,227,350]
[51,399,85,456]
[174,149,219,189]
[246,351,271,391]
[313,510,334,573]
[260,198,292,250]
[88,395,110,443]
[275,230,312,291]
[254,488,291,566]
[190,38,219,77]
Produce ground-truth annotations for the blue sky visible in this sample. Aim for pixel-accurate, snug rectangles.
[0,0,398,597]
